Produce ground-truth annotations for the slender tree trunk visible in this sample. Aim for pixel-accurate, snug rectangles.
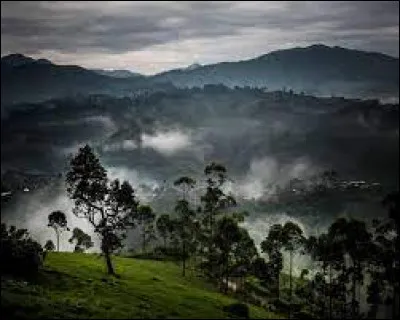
[56,229,60,252]
[393,287,398,320]
[329,265,333,320]
[352,262,357,318]
[163,236,166,249]
[341,264,347,319]
[358,279,361,314]
[225,254,229,293]
[341,280,346,319]
[322,264,327,319]
[182,241,186,277]
[142,228,146,253]
[277,271,280,299]
[289,250,293,319]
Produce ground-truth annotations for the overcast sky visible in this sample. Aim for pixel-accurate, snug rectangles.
[1,1,399,75]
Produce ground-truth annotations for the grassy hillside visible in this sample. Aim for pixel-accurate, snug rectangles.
[1,252,282,319]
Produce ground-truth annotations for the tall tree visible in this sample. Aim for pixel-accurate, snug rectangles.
[261,224,285,299]
[137,205,156,253]
[175,200,196,276]
[326,217,372,319]
[47,210,69,252]
[215,217,243,291]
[382,191,400,319]
[346,219,372,319]
[200,163,236,270]
[174,176,197,277]
[281,221,305,319]
[66,145,139,276]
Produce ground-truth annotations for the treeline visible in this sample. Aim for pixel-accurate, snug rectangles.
[1,144,399,319]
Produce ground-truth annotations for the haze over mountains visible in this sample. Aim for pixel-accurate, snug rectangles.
[1,44,399,107]
[1,43,399,251]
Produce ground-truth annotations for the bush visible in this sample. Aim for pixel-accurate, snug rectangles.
[223,303,249,319]
[1,223,44,278]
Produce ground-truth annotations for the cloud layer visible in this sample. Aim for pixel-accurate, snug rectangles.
[1,1,398,74]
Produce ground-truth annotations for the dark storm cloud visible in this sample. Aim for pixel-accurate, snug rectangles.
[1,1,398,73]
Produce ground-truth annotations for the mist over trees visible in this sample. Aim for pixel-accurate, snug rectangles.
[0,62,398,319]
[1,141,399,319]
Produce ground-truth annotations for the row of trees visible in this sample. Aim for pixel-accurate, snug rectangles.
[249,192,399,319]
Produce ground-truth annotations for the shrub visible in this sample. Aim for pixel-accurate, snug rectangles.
[1,223,44,278]
[43,239,55,261]
[223,303,249,319]
[44,239,55,252]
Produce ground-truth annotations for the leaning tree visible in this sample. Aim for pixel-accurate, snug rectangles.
[66,145,139,275]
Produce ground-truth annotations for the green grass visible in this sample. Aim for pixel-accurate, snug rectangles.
[1,252,282,319]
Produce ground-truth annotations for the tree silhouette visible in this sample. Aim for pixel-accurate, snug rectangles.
[281,221,305,319]
[174,176,197,276]
[43,239,55,260]
[214,216,246,292]
[200,163,236,274]
[44,239,55,252]
[68,227,94,253]
[66,145,139,276]
[47,210,69,252]
[382,191,400,319]
[261,224,285,299]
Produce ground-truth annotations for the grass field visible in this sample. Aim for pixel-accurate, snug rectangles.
[1,252,282,319]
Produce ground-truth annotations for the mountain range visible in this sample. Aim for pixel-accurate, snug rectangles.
[153,45,399,98]
[1,44,399,106]
[0,54,171,106]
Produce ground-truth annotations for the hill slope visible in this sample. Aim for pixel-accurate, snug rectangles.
[152,44,399,98]
[1,252,280,319]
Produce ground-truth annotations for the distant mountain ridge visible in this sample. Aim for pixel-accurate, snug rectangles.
[1,44,398,106]
[1,53,52,67]
[152,44,399,98]
[0,54,171,106]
